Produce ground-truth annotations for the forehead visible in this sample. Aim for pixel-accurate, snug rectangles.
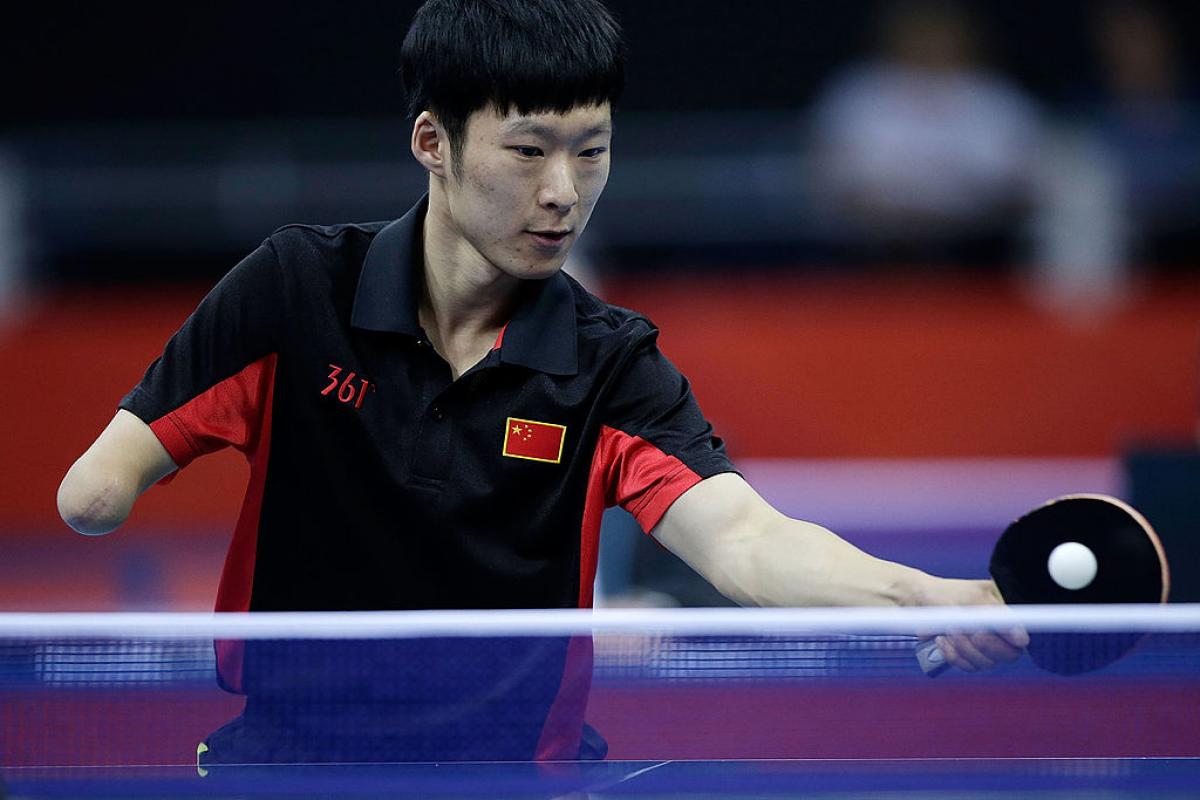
[470,103,612,140]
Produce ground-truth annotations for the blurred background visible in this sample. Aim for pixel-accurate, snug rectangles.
[0,0,1197,611]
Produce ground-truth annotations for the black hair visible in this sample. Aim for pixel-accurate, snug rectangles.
[399,0,624,156]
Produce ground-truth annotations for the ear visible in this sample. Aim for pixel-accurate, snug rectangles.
[410,111,448,177]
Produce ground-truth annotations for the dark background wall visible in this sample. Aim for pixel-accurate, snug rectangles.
[3,1,1195,126]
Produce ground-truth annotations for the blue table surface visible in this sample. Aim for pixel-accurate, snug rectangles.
[5,757,1199,798]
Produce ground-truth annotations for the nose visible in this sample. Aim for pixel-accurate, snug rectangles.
[538,158,578,212]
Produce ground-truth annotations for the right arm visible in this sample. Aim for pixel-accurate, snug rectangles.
[58,240,285,535]
[58,409,177,535]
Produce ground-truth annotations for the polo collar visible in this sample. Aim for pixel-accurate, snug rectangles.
[351,195,579,376]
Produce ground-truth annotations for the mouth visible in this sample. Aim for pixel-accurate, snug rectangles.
[526,228,573,249]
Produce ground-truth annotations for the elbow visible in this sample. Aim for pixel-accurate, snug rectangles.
[56,469,132,536]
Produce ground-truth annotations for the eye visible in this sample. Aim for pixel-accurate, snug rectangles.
[511,146,543,158]
[579,147,608,159]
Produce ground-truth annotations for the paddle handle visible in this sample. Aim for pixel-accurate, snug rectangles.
[915,637,950,677]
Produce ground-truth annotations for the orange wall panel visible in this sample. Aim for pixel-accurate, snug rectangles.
[604,275,1200,459]
[3,276,1198,532]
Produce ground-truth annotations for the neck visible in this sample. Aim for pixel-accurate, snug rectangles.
[419,187,520,341]
[417,184,527,380]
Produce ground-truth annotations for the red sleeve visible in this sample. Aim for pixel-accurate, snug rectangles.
[119,241,284,473]
[147,355,277,469]
[598,333,736,532]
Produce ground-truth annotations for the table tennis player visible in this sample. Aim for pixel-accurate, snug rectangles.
[56,0,1025,765]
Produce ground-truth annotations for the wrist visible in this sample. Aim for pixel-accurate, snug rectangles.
[886,564,936,607]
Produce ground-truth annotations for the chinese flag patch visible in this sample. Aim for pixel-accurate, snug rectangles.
[503,417,567,464]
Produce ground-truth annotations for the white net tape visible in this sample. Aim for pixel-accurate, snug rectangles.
[0,603,1196,639]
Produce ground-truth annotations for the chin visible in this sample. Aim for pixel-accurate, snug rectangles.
[518,264,566,280]
[508,255,569,280]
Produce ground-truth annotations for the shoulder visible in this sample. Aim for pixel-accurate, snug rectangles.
[257,221,392,307]
[963,72,1041,125]
[561,272,658,348]
[265,221,390,266]
[813,63,886,111]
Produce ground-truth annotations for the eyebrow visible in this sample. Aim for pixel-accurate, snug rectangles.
[502,120,613,140]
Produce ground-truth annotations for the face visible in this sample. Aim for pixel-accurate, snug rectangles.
[440,103,612,280]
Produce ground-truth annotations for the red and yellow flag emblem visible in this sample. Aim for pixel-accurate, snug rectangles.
[502,417,567,464]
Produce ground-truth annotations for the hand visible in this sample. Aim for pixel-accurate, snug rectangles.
[917,578,1029,673]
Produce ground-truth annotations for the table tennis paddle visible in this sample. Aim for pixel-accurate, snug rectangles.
[916,494,1169,676]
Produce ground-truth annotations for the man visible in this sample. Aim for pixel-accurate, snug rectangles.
[58,0,1024,763]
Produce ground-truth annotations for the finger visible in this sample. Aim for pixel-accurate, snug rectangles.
[934,635,972,672]
[967,630,1023,663]
[966,581,1030,651]
[1004,626,1030,649]
[941,633,996,672]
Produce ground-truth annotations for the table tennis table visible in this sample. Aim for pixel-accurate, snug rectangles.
[7,756,1200,797]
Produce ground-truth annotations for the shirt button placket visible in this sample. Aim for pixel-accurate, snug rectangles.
[411,400,452,482]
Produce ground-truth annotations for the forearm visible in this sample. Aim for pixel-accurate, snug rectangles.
[655,473,1002,609]
[710,513,933,608]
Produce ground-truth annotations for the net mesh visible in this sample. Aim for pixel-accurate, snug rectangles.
[1,607,1197,769]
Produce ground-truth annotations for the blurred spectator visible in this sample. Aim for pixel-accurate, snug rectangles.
[807,0,1042,268]
[1090,1,1200,269]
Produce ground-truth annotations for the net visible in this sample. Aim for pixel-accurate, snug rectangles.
[1,606,1198,772]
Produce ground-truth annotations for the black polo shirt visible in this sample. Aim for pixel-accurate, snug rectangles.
[121,196,734,615]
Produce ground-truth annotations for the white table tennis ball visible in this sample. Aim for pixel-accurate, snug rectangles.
[1047,541,1098,590]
